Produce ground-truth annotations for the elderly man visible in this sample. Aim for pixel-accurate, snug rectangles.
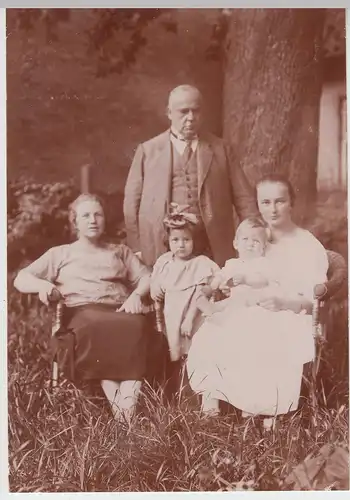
[123,84,257,267]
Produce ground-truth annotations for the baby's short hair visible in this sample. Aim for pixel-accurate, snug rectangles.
[234,217,270,243]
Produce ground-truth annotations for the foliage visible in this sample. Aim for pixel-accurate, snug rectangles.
[7,179,79,270]
[307,191,348,261]
[9,9,177,77]
[7,283,349,492]
[7,189,349,490]
[10,8,71,40]
[8,8,227,77]
[205,9,230,62]
[284,443,349,490]
[86,9,175,77]
[7,179,125,271]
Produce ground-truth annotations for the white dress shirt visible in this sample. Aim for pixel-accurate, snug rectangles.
[170,129,199,156]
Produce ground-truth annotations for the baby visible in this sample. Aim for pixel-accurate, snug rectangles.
[197,217,278,316]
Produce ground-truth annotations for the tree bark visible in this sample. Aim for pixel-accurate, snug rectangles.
[223,9,326,223]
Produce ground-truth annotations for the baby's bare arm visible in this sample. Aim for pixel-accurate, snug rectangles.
[196,292,217,316]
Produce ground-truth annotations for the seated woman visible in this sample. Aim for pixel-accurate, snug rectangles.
[187,174,329,427]
[14,193,152,423]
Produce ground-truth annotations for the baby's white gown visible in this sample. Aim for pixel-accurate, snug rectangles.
[187,228,328,416]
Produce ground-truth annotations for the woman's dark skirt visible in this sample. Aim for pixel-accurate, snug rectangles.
[53,304,150,382]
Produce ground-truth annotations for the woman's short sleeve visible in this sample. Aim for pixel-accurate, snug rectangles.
[266,229,329,300]
[121,245,151,285]
[299,233,329,298]
[21,246,63,283]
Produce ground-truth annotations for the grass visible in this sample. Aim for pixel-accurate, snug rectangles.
[7,283,349,492]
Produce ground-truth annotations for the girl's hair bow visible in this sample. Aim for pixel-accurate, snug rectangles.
[163,203,199,229]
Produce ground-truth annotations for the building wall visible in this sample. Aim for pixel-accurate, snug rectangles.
[317,80,347,191]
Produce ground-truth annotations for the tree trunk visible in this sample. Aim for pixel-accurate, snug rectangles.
[223,9,326,223]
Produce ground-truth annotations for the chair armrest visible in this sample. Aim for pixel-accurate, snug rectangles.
[313,250,347,301]
[154,300,165,333]
[49,294,65,336]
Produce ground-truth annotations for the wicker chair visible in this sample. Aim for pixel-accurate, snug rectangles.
[307,250,347,417]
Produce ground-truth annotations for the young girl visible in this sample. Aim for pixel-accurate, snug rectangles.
[150,203,219,363]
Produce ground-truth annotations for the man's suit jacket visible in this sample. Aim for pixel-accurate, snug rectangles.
[123,130,257,267]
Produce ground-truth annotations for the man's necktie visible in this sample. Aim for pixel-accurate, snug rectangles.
[170,130,194,164]
[182,141,193,164]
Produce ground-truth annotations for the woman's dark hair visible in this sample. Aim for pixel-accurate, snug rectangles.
[255,173,296,207]
[163,222,208,256]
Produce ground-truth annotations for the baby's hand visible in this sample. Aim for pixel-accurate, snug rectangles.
[231,274,245,287]
[219,280,231,297]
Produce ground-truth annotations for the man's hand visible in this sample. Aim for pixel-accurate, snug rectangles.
[118,292,143,314]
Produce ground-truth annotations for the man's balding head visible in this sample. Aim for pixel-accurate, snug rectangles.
[168,85,202,110]
[167,85,203,140]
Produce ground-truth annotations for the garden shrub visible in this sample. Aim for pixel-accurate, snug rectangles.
[307,190,347,261]
[7,178,125,271]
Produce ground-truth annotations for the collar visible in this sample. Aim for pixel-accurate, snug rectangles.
[170,129,198,154]
[170,129,198,142]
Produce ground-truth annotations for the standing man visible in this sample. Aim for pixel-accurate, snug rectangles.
[123,84,257,267]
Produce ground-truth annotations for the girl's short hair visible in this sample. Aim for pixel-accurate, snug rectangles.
[234,216,270,244]
[163,222,208,256]
[68,193,106,238]
[255,173,296,207]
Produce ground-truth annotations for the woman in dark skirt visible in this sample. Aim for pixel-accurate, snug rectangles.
[14,193,152,422]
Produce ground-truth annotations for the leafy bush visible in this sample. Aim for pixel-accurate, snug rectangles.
[307,191,347,261]
[7,179,125,271]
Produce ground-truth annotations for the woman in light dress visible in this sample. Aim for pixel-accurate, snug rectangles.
[186,174,329,424]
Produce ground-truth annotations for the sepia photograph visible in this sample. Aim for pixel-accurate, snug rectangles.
[6,7,348,492]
